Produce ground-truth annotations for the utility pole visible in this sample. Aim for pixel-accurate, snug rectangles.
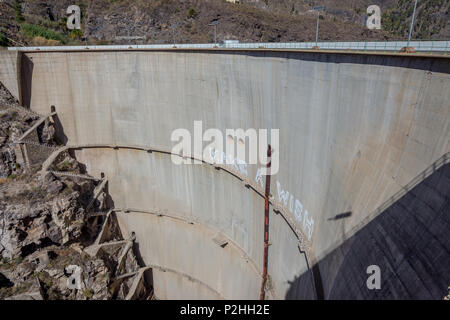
[313,6,325,47]
[209,20,219,46]
[407,0,418,47]
[170,24,177,46]
[315,12,320,45]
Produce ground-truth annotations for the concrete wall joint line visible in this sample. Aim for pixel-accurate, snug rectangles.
[62,144,311,250]
[114,207,263,279]
[139,264,226,300]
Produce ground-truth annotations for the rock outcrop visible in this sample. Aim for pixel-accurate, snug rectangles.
[0,82,152,300]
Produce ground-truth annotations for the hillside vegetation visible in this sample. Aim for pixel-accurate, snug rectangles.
[0,0,448,47]
[383,0,449,39]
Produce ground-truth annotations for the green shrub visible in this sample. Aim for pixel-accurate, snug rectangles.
[59,16,68,32]
[70,29,83,39]
[82,288,94,299]
[59,160,71,171]
[186,7,198,19]
[0,32,7,47]
[38,18,60,30]
[0,257,9,264]
[11,256,23,265]
[20,23,68,44]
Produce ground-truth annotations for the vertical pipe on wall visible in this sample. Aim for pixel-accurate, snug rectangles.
[260,145,272,300]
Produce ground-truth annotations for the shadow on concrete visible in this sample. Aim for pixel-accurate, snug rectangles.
[24,49,450,75]
[18,55,69,144]
[328,212,352,221]
[19,54,33,109]
[52,111,69,145]
[133,241,155,296]
[104,179,115,211]
[285,249,317,300]
[286,161,450,300]
[181,50,450,74]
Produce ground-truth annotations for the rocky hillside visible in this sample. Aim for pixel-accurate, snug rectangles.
[231,0,449,40]
[2,0,448,48]
[0,0,399,47]
[383,0,449,40]
[0,82,151,300]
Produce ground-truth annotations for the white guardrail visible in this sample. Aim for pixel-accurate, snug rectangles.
[7,40,449,53]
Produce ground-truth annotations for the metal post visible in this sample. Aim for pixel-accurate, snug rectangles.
[209,21,219,46]
[260,145,272,301]
[313,6,324,47]
[170,24,177,46]
[315,12,320,46]
[407,0,418,47]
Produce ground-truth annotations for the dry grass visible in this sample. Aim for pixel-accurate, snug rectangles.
[31,36,61,46]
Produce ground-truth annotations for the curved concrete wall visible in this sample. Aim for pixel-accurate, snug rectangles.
[0,51,20,101]
[1,49,448,299]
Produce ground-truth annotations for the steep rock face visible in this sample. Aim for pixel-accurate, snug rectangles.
[0,82,151,300]
[0,245,112,300]
[0,171,94,260]
[0,84,39,178]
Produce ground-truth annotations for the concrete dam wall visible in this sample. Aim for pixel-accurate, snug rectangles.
[0,49,449,299]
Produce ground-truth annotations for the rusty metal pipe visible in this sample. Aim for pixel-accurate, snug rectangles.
[260,145,272,300]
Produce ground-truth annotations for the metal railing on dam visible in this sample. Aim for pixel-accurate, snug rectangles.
[6,40,450,53]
